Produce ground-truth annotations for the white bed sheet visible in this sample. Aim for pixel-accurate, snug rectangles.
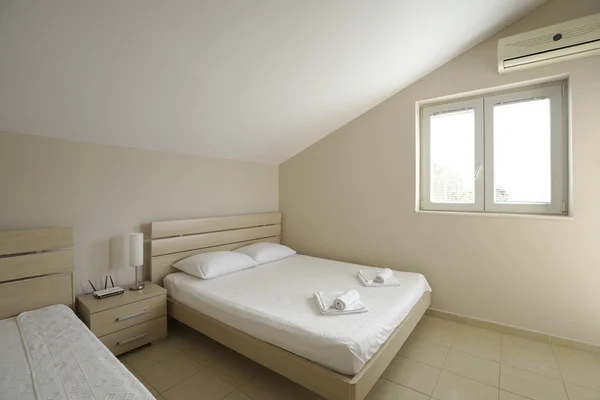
[164,254,431,375]
[0,304,154,400]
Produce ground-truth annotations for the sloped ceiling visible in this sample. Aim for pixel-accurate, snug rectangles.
[0,0,545,164]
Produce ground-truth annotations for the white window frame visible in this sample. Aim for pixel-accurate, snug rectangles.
[421,98,484,212]
[420,80,568,216]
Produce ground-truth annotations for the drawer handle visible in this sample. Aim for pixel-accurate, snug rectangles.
[117,333,147,346]
[116,309,147,322]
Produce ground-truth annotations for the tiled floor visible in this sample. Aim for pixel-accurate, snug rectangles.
[118,318,600,400]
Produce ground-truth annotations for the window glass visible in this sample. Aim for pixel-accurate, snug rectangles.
[429,109,475,204]
[493,98,551,204]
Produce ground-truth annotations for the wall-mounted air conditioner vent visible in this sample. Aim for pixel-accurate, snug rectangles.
[498,13,600,73]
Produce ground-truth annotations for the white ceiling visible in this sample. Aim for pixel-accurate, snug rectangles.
[0,0,545,164]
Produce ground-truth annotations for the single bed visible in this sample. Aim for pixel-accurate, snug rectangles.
[163,254,430,375]
[0,227,154,400]
[150,212,431,400]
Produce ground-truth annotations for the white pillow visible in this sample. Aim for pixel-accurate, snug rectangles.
[234,242,296,265]
[173,251,258,279]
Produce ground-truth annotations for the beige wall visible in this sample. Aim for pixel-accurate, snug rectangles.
[0,132,278,295]
[280,0,600,345]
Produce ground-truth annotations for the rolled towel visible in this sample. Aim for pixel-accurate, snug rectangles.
[333,289,360,311]
[374,268,393,284]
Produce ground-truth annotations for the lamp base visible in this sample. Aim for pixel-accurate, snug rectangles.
[129,282,145,291]
[129,265,145,291]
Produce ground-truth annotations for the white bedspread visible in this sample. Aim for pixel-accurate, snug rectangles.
[0,317,34,399]
[164,254,431,375]
[0,304,154,400]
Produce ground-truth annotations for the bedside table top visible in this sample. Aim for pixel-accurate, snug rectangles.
[77,281,166,314]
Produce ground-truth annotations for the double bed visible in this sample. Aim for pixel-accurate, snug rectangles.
[0,227,154,400]
[150,212,431,400]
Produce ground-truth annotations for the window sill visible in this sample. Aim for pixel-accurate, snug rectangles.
[415,209,573,221]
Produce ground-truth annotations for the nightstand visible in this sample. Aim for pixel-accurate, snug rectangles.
[76,281,167,356]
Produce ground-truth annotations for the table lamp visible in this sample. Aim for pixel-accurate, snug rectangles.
[129,232,144,290]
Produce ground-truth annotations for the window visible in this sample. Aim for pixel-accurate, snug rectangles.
[420,81,568,215]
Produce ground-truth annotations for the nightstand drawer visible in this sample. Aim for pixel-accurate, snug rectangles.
[99,316,167,356]
[90,294,166,336]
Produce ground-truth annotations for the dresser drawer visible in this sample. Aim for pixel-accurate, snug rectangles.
[89,294,166,336]
[100,316,167,356]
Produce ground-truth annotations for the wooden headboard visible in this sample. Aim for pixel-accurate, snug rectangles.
[150,212,281,285]
[0,227,74,319]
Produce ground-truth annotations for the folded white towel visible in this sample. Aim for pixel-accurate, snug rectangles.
[374,268,393,284]
[313,291,368,315]
[358,269,401,287]
[333,289,360,311]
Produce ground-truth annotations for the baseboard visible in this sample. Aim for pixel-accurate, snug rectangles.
[426,308,600,355]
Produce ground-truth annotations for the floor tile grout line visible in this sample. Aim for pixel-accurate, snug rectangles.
[382,377,430,398]
[156,369,201,394]
[499,360,562,381]
[448,346,502,366]
[499,331,570,390]
[444,321,508,397]
[136,319,600,400]
[499,386,538,400]
[436,327,500,386]
[430,319,459,397]
[440,358,501,389]
[160,370,204,396]
[125,345,185,372]
[495,341,500,395]
[238,389,255,400]
[142,378,161,397]
[562,382,600,397]
[451,321,503,363]
[449,348,501,363]
[385,355,443,396]
[498,363,501,400]
[500,363,576,400]
[121,360,163,396]
[134,350,209,394]
[500,333,506,367]
[399,351,445,369]
[550,345,570,399]
[501,362,567,383]
[440,370,501,393]
[217,385,237,400]
[238,378,259,400]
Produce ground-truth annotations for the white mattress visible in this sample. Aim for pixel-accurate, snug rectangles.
[164,254,431,374]
[0,304,154,400]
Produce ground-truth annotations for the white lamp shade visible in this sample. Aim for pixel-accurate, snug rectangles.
[129,233,144,267]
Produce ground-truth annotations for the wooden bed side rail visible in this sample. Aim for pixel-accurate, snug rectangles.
[168,298,353,400]
[168,290,431,400]
[351,291,431,399]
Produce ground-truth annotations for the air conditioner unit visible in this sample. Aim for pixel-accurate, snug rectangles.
[498,13,600,73]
